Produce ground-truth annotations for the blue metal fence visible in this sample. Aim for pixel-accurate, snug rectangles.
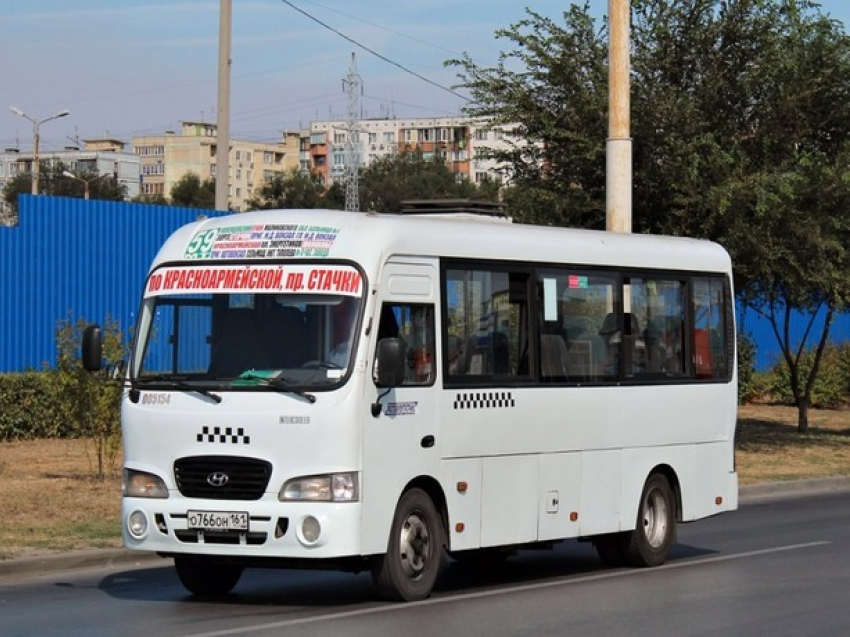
[0,196,847,372]
[738,304,850,371]
[0,195,226,372]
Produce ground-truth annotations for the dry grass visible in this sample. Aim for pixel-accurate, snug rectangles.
[736,403,850,484]
[0,439,123,560]
[1,404,849,561]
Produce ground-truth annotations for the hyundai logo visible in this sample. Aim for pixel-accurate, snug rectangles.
[207,472,229,487]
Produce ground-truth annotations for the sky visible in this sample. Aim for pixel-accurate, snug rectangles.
[1,0,848,151]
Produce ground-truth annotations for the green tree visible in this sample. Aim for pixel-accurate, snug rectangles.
[246,169,338,210]
[60,169,128,202]
[131,193,169,206]
[359,151,481,213]
[2,162,126,218]
[1,172,31,222]
[169,172,216,209]
[447,5,609,228]
[450,0,850,432]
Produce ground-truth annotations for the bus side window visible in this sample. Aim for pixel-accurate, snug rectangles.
[444,267,529,381]
[692,277,729,380]
[538,270,619,383]
[627,278,686,378]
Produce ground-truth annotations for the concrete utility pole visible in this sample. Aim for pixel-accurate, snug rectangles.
[215,0,232,212]
[606,0,632,233]
[343,52,362,212]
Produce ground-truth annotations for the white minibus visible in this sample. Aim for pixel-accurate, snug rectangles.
[83,207,738,601]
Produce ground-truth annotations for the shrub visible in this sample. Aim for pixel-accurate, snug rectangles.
[737,332,758,404]
[768,342,850,408]
[0,315,128,480]
[54,315,128,479]
[0,370,72,440]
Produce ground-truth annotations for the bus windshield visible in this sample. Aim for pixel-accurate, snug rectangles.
[132,263,364,390]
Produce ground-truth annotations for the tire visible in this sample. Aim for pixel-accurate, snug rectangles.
[622,473,676,567]
[372,488,446,602]
[174,556,243,597]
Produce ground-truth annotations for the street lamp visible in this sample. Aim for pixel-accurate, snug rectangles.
[63,170,110,200]
[9,106,70,196]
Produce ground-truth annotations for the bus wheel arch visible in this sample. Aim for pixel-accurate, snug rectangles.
[371,478,448,602]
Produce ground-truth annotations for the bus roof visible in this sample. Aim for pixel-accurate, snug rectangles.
[152,208,732,276]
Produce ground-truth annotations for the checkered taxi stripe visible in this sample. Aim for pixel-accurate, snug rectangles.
[453,391,515,410]
[197,426,251,444]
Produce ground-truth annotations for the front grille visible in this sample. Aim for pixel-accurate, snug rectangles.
[174,456,272,500]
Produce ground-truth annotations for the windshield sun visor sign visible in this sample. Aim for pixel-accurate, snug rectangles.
[146,264,362,297]
[184,224,340,260]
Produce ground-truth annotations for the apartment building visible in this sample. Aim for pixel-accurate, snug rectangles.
[132,121,300,211]
[304,116,516,188]
[0,138,141,201]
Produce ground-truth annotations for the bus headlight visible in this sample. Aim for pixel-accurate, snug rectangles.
[123,469,169,498]
[279,473,359,502]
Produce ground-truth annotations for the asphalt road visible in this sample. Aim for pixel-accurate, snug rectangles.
[1,480,849,637]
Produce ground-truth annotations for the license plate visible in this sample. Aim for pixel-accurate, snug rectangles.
[187,510,249,531]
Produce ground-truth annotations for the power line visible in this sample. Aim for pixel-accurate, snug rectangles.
[298,0,467,59]
[279,0,470,103]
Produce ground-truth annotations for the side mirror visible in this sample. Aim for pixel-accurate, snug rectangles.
[81,324,103,372]
[373,337,406,387]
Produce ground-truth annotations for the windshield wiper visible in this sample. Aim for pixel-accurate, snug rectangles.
[133,375,222,404]
[236,373,317,404]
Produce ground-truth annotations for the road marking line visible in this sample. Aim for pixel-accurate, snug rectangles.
[184,540,832,637]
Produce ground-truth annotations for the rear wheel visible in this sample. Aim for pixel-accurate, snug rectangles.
[174,556,243,597]
[623,473,676,567]
[372,488,445,601]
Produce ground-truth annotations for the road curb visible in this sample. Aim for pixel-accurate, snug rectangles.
[0,548,163,581]
[738,476,850,501]
[3,477,850,581]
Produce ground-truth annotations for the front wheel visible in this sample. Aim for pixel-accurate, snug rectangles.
[623,473,676,567]
[174,556,243,598]
[372,488,446,602]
